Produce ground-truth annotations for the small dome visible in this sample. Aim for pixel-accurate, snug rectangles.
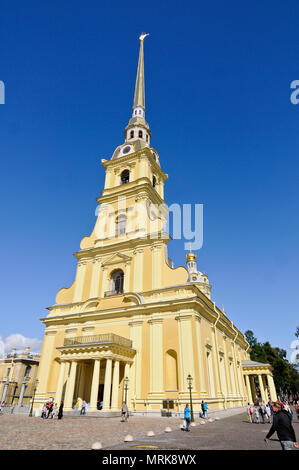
[186,252,196,262]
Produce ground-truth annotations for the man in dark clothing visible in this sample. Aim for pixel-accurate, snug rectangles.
[264,401,298,450]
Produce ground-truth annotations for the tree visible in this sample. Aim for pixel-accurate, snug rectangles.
[244,330,299,396]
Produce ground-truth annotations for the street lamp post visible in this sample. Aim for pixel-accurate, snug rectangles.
[187,374,194,422]
[124,376,129,405]
[29,379,39,417]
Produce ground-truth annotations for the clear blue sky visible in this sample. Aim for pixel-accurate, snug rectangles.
[0,0,298,358]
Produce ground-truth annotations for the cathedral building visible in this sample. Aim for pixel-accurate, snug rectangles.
[34,35,277,415]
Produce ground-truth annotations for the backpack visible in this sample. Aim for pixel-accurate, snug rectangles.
[249,406,253,414]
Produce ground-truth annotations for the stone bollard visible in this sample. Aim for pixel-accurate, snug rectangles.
[124,434,133,442]
[147,431,155,436]
[200,420,206,425]
[208,418,214,423]
[91,442,102,450]
[191,422,196,427]
[215,417,220,420]
[164,427,172,432]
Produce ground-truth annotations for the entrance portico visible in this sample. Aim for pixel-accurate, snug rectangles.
[56,334,135,413]
[242,360,277,404]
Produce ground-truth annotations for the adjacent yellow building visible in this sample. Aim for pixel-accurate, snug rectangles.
[34,35,277,415]
[0,348,39,410]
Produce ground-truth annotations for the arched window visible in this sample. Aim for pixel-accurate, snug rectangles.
[116,214,126,236]
[146,134,148,142]
[153,176,156,188]
[121,169,130,185]
[138,130,143,138]
[130,130,134,139]
[24,365,31,378]
[110,269,124,294]
[165,350,178,390]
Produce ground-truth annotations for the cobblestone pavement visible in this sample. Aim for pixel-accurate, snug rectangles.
[0,411,298,450]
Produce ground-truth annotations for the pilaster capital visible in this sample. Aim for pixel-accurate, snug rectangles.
[148,317,163,325]
[78,259,88,267]
[128,320,143,327]
[175,311,193,322]
[45,330,57,337]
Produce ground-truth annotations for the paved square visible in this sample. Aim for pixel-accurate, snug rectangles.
[0,411,298,450]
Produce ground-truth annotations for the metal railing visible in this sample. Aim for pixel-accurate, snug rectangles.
[63,333,132,349]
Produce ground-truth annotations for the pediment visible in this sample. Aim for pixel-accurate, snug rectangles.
[102,252,132,266]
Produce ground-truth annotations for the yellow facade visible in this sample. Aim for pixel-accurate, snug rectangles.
[34,36,277,415]
[0,348,39,408]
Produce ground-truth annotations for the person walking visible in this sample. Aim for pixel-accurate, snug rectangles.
[74,399,79,415]
[10,404,15,414]
[203,401,208,419]
[254,406,260,424]
[81,400,87,415]
[51,403,57,418]
[41,403,47,419]
[247,403,254,423]
[265,404,271,423]
[121,401,128,422]
[47,401,53,419]
[58,401,64,420]
[259,403,266,424]
[184,404,191,432]
[264,401,298,450]
[201,400,205,418]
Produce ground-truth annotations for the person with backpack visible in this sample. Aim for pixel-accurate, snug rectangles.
[184,404,191,432]
[203,401,208,419]
[264,401,298,450]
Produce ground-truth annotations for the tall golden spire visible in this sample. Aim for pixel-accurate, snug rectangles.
[133,33,149,110]
[186,242,196,262]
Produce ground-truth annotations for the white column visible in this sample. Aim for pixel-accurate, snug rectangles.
[151,245,162,289]
[222,336,231,396]
[245,375,253,403]
[103,359,112,411]
[211,328,222,397]
[249,375,256,402]
[73,261,87,302]
[176,313,196,394]
[104,168,112,189]
[258,374,266,402]
[64,361,78,410]
[267,374,277,401]
[89,359,101,411]
[35,330,57,401]
[101,267,108,297]
[89,258,101,298]
[129,320,143,399]
[194,315,207,394]
[133,249,143,292]
[111,361,120,411]
[148,317,164,396]
[55,362,66,406]
[124,262,131,293]
[206,348,215,397]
